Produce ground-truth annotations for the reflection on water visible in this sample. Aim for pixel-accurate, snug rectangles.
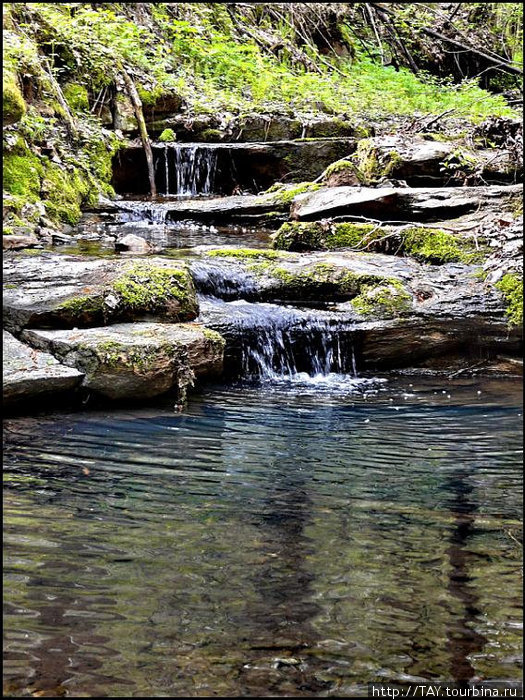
[3,378,523,697]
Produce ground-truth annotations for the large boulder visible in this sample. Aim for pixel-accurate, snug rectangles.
[21,323,225,402]
[3,254,199,333]
[3,330,83,407]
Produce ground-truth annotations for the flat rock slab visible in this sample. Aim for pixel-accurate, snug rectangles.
[99,192,289,224]
[22,322,225,401]
[3,330,83,406]
[3,254,198,333]
[291,184,523,222]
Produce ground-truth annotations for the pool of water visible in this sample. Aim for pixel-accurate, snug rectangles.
[3,377,523,697]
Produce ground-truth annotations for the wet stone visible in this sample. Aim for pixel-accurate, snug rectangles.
[3,330,83,406]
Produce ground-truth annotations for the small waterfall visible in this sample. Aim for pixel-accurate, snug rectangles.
[161,144,218,196]
[199,297,360,383]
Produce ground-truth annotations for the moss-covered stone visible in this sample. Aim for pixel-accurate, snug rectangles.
[351,139,402,184]
[41,163,91,225]
[3,147,43,202]
[205,248,292,261]
[495,274,523,327]
[56,263,198,325]
[351,279,412,318]
[247,260,392,302]
[402,226,483,264]
[3,73,26,125]
[264,182,322,205]
[272,221,385,252]
[111,263,198,319]
[199,128,224,142]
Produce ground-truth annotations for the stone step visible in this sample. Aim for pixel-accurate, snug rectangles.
[21,322,225,402]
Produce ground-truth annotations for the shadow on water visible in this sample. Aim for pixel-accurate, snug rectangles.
[444,467,486,684]
[3,378,523,697]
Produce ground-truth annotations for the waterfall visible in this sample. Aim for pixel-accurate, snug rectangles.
[198,297,359,383]
[161,144,218,196]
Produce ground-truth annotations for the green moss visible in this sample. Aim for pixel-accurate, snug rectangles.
[351,140,403,184]
[351,279,412,318]
[202,327,226,346]
[495,274,523,327]
[323,159,358,178]
[266,182,322,205]
[272,222,325,251]
[159,128,176,142]
[272,221,385,252]
[3,73,26,125]
[205,248,291,261]
[137,85,164,106]
[402,226,482,264]
[257,261,389,300]
[3,149,43,201]
[56,264,197,322]
[94,339,180,372]
[324,223,382,250]
[63,83,89,112]
[112,263,197,318]
[57,295,105,316]
[199,128,223,142]
[41,163,91,225]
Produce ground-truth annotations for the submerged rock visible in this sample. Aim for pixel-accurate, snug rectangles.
[115,233,152,253]
[3,330,83,407]
[22,323,225,402]
[3,254,199,333]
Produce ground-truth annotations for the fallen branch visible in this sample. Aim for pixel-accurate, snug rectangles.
[122,69,157,198]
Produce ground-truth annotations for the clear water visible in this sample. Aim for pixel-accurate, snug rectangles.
[3,377,522,697]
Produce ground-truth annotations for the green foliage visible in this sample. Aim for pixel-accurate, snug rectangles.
[63,82,89,112]
[495,274,523,326]
[158,128,176,142]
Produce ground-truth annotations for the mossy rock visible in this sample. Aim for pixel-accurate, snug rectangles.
[254,260,394,302]
[351,279,412,318]
[272,221,384,252]
[273,221,482,264]
[263,182,321,206]
[55,263,198,325]
[495,274,523,327]
[3,73,26,125]
[205,248,292,261]
[401,227,483,264]
[3,148,43,202]
[199,128,224,142]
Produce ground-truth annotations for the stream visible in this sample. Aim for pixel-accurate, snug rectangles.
[3,378,523,697]
[4,145,523,696]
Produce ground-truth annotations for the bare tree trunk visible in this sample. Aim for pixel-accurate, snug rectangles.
[122,70,157,197]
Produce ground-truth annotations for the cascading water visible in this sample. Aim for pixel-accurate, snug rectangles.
[199,297,359,382]
[192,249,367,386]
[160,144,218,196]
